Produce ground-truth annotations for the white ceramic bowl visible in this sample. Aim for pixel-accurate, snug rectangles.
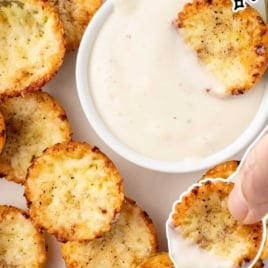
[76,0,268,173]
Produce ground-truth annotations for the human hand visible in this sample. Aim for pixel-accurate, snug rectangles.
[228,133,268,224]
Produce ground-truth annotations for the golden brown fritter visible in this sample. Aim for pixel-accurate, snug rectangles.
[48,0,102,51]
[61,197,158,267]
[201,160,240,180]
[0,205,47,267]
[0,91,72,184]
[172,180,264,267]
[174,0,268,96]
[25,141,124,242]
[0,0,65,97]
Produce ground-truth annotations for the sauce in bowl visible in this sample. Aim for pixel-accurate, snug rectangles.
[89,0,265,160]
[77,0,268,172]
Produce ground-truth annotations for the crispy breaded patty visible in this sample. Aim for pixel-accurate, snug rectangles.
[48,0,102,51]
[61,197,158,267]
[0,91,72,184]
[0,205,47,268]
[0,0,65,97]
[136,252,175,268]
[25,141,124,242]
[200,160,268,266]
[201,160,240,180]
[172,180,264,267]
[174,0,268,96]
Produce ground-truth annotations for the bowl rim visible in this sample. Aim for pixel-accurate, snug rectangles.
[76,0,268,173]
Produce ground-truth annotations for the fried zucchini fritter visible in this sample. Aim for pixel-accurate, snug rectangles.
[25,141,124,242]
[0,91,72,184]
[48,0,102,51]
[200,160,268,266]
[174,0,268,96]
[0,0,65,97]
[136,252,175,268]
[201,160,240,180]
[61,197,158,267]
[171,180,264,267]
[0,205,47,267]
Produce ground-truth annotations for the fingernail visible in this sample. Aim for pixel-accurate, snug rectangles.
[228,183,249,222]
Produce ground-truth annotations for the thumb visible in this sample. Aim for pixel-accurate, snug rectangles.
[228,133,268,224]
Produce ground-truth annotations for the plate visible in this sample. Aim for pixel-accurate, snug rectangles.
[0,43,267,268]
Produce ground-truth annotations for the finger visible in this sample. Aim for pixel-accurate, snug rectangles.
[228,180,248,222]
[241,134,268,205]
[228,133,268,224]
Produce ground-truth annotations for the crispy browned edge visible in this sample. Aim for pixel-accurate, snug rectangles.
[47,0,103,51]
[201,160,240,180]
[125,196,159,252]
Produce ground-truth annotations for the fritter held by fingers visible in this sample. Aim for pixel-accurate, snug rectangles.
[174,0,268,97]
[0,91,72,184]
[171,180,264,267]
[0,0,65,97]
[0,205,47,268]
[25,141,124,242]
[200,160,268,266]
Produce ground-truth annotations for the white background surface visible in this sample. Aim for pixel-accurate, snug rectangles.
[0,25,268,268]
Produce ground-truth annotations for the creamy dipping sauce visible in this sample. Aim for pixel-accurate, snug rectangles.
[88,0,266,162]
[166,223,234,268]
[166,222,258,268]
